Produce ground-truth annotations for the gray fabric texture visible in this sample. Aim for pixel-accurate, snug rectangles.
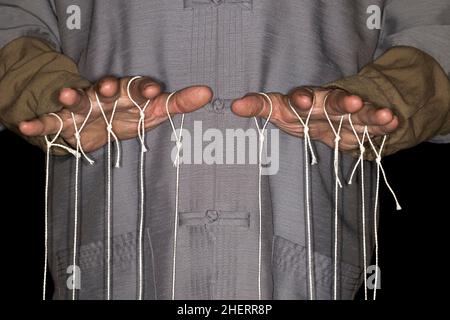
[1,0,448,300]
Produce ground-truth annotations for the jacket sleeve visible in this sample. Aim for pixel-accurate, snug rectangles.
[0,1,90,154]
[325,0,450,159]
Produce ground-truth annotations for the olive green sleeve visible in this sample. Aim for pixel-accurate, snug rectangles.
[0,36,91,154]
[325,46,450,160]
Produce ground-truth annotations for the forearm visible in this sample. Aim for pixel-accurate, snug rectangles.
[0,36,90,153]
[325,46,450,159]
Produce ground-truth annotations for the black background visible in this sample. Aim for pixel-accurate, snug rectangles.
[0,129,448,302]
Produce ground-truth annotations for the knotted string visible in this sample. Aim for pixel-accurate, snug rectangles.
[126,76,151,300]
[71,105,95,166]
[95,93,121,168]
[127,76,151,153]
[44,113,81,158]
[348,115,369,300]
[43,113,80,300]
[323,94,344,189]
[165,91,185,300]
[287,90,317,165]
[366,135,402,211]
[322,92,345,300]
[253,92,273,300]
[366,133,402,300]
[287,92,317,300]
[95,94,120,300]
[69,105,95,300]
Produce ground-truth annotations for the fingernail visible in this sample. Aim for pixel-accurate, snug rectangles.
[142,82,155,89]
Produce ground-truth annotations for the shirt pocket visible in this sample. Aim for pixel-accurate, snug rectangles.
[272,235,363,300]
[53,229,156,300]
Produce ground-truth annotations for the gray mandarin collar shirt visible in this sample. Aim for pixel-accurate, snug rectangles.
[1,0,448,299]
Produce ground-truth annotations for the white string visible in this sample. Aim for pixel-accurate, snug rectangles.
[331,119,344,300]
[71,104,95,166]
[126,76,151,300]
[95,95,120,300]
[348,115,369,300]
[44,114,81,158]
[165,91,185,300]
[371,140,381,301]
[366,133,402,300]
[322,93,345,300]
[43,113,80,300]
[287,93,317,300]
[348,120,366,186]
[323,94,344,188]
[252,92,273,300]
[366,135,402,211]
[69,102,95,301]
[95,93,121,168]
[287,92,317,165]
[127,76,151,153]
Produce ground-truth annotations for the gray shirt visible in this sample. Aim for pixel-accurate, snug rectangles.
[1,0,448,300]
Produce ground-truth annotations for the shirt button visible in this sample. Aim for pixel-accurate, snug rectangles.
[206,210,219,223]
[212,98,225,112]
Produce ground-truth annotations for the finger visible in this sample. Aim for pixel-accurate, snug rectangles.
[231,92,272,118]
[152,85,213,117]
[367,115,399,136]
[95,76,121,104]
[338,128,361,151]
[277,119,330,138]
[289,86,314,112]
[325,89,364,115]
[351,104,394,126]
[232,92,300,125]
[58,87,90,113]
[313,127,359,151]
[67,118,108,152]
[18,114,65,137]
[124,76,162,106]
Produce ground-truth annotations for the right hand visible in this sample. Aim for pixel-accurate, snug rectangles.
[18,76,213,152]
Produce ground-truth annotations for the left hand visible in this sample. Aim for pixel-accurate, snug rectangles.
[231,87,399,151]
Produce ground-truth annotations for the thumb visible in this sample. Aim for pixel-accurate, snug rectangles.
[152,85,213,116]
[231,92,272,118]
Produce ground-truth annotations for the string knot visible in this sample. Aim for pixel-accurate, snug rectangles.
[360,145,366,154]
[139,110,145,119]
[376,156,382,165]
[304,126,309,135]
[259,134,265,144]
[335,136,341,143]
[74,132,81,141]
[71,150,81,159]
[107,124,113,132]
[173,140,183,168]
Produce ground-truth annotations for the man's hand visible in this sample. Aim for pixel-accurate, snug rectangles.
[18,76,213,152]
[231,87,399,151]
